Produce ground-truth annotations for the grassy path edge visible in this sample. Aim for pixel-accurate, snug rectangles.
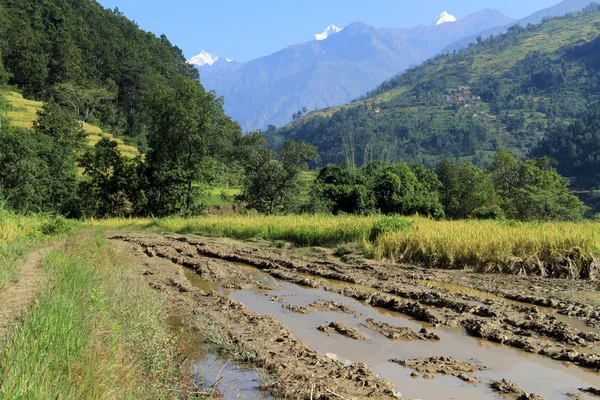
[0,229,200,399]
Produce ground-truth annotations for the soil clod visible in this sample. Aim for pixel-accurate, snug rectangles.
[390,356,485,383]
[318,321,371,341]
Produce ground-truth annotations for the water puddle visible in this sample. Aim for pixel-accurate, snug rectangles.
[191,354,273,400]
[180,266,600,400]
[417,279,600,336]
[184,268,230,294]
[167,305,270,399]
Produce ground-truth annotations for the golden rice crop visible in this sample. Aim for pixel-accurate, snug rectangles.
[370,218,600,280]
[92,215,600,280]
[0,211,46,246]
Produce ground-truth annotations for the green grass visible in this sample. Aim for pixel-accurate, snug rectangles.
[0,211,77,292]
[0,229,196,399]
[3,91,139,158]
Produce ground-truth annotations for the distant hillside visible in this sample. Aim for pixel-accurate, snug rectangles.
[196,9,514,131]
[442,0,595,53]
[2,92,138,158]
[272,6,600,169]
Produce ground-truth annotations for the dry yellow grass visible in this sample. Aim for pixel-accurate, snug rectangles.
[369,218,600,279]
[3,92,139,158]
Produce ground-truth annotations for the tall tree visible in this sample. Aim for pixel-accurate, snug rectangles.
[143,76,240,216]
[77,137,140,217]
[238,134,319,214]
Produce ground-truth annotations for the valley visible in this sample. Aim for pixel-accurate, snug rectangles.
[1,0,600,399]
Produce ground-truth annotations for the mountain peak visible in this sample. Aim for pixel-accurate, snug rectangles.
[188,51,228,67]
[435,11,458,26]
[315,24,343,41]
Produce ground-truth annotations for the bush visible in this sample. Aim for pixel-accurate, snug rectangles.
[369,216,414,242]
[41,216,74,236]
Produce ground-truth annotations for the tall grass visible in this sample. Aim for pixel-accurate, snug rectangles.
[94,214,380,246]
[92,215,600,279]
[0,230,195,398]
[369,219,600,279]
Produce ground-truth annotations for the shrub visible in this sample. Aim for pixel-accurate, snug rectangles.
[41,216,74,236]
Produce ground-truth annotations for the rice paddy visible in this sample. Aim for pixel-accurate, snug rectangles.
[90,215,600,279]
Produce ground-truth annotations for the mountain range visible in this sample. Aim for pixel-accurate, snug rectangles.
[270,3,600,175]
[191,9,515,131]
[442,0,596,52]
[192,0,595,133]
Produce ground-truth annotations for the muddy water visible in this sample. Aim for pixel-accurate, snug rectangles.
[191,354,273,400]
[182,269,600,400]
[418,279,600,336]
[167,281,271,399]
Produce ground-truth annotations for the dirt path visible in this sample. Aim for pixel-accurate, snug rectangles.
[111,237,403,400]
[0,244,58,339]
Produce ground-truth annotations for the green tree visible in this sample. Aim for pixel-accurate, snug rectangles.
[143,76,240,216]
[436,160,500,219]
[310,165,373,214]
[369,163,444,218]
[0,121,47,211]
[488,152,588,220]
[239,134,319,214]
[32,102,85,213]
[77,137,140,217]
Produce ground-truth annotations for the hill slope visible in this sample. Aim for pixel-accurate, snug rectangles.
[197,10,514,131]
[272,6,600,168]
[2,92,138,158]
[0,0,204,146]
[442,0,595,53]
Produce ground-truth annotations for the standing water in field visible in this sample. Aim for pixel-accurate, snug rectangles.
[119,234,600,400]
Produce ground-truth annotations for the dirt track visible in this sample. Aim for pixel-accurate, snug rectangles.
[0,244,58,339]
[111,233,600,399]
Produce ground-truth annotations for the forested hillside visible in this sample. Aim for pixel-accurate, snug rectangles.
[273,5,600,188]
[0,0,228,145]
[0,0,242,217]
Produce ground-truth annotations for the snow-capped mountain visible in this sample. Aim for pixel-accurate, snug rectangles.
[315,24,343,41]
[195,9,515,131]
[188,50,227,67]
[435,11,458,25]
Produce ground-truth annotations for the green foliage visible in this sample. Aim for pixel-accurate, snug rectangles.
[310,165,373,214]
[238,133,320,214]
[434,152,587,221]
[40,215,75,236]
[273,8,600,182]
[369,216,414,242]
[311,162,444,218]
[0,0,199,142]
[369,162,445,218]
[143,76,241,216]
[76,137,142,218]
[436,160,498,219]
[0,103,83,214]
[534,107,600,189]
[489,152,588,220]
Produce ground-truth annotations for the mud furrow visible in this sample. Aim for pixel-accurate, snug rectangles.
[112,234,600,373]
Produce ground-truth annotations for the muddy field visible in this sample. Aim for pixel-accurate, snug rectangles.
[110,233,600,400]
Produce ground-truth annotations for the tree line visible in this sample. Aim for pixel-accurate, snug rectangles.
[230,133,590,221]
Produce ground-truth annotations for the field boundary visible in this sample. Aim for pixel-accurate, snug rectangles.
[0,243,60,338]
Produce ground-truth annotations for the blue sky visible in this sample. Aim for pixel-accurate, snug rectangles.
[97,0,561,62]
